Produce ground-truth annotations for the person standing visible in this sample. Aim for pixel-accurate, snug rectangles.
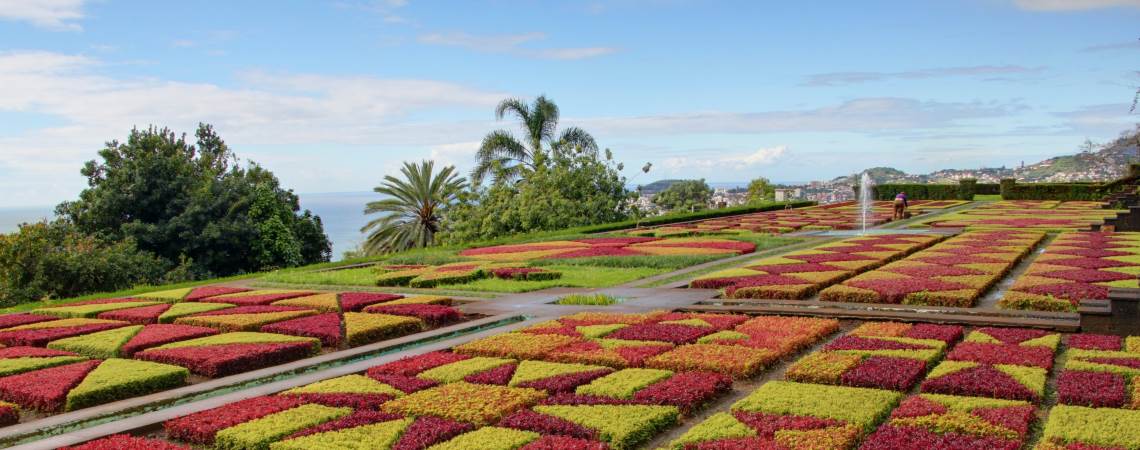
[893,192,908,220]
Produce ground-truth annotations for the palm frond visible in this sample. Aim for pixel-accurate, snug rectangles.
[362,160,465,255]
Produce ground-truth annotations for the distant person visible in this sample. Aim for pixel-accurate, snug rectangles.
[893,192,908,220]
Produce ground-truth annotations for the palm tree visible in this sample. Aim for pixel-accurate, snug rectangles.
[361,160,467,254]
[472,95,598,184]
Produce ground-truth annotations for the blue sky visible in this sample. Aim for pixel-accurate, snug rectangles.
[0,0,1137,207]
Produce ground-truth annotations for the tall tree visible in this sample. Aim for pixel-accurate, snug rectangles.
[57,124,330,276]
[653,179,713,212]
[362,160,467,254]
[747,177,774,203]
[472,95,598,184]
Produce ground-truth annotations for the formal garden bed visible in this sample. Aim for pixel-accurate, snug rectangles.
[690,234,943,299]
[0,289,474,426]
[51,309,1140,450]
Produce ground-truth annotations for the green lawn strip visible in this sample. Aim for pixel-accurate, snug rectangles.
[434,265,664,293]
[259,264,664,293]
[973,194,1002,201]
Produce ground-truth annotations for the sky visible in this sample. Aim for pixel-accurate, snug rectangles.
[0,0,1138,208]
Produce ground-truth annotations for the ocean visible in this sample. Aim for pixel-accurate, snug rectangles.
[0,191,377,261]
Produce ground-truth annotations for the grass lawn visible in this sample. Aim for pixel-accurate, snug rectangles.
[260,264,664,293]
[973,194,1002,201]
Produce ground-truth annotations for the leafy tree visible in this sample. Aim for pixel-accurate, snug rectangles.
[653,179,713,212]
[57,124,330,276]
[363,161,467,254]
[0,221,168,305]
[443,146,632,243]
[747,177,774,203]
[472,95,598,184]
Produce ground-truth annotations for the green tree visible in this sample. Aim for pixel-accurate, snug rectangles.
[442,147,632,243]
[653,179,713,212]
[472,95,598,184]
[747,177,774,203]
[0,221,168,305]
[362,161,467,254]
[57,124,330,276]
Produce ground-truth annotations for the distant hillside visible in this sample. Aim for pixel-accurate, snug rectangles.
[833,127,1140,185]
[639,179,687,194]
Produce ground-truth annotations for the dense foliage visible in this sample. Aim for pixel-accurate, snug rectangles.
[652,179,712,212]
[442,144,634,244]
[0,124,329,305]
[0,221,168,306]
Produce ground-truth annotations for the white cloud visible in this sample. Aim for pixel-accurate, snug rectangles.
[663,146,787,170]
[0,50,508,206]
[428,141,479,172]
[1013,0,1140,10]
[418,31,617,60]
[0,0,86,30]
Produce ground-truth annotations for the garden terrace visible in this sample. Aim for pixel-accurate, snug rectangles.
[631,200,962,236]
[917,200,1122,231]
[818,229,1044,308]
[689,233,944,299]
[1000,231,1140,312]
[259,234,797,294]
[0,290,474,428]
[46,312,1140,450]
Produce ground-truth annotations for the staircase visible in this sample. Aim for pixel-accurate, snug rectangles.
[1092,184,1140,231]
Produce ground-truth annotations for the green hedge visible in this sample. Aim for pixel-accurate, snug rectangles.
[1000,182,1110,201]
[870,184,963,200]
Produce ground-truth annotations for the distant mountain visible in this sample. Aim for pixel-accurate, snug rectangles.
[833,127,1140,185]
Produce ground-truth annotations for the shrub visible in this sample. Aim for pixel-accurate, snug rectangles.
[0,360,100,412]
[533,404,679,449]
[64,358,188,411]
[164,396,306,444]
[213,404,352,450]
[47,325,143,358]
[60,435,190,450]
[381,382,546,426]
[344,313,425,347]
[158,302,234,323]
[269,417,413,450]
[427,427,540,450]
[575,368,673,399]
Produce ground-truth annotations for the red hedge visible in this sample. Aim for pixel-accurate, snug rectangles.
[137,342,316,377]
[261,313,342,347]
[164,396,305,444]
[119,324,218,357]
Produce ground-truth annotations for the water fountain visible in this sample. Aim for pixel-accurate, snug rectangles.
[859,172,873,234]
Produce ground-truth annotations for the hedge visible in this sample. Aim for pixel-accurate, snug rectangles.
[64,359,189,411]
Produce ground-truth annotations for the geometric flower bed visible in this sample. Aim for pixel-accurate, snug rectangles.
[188,289,317,307]
[1055,333,1140,409]
[1000,231,1140,312]
[261,312,427,347]
[0,358,188,412]
[819,230,1044,307]
[785,322,963,391]
[133,332,322,377]
[1038,404,1140,450]
[75,314,1140,450]
[0,346,87,377]
[919,200,1120,231]
[453,312,837,375]
[860,393,1037,449]
[691,234,942,299]
[920,327,1060,402]
[457,237,757,262]
[670,381,902,449]
[632,200,958,236]
[0,318,130,347]
[0,289,464,429]
[376,262,562,288]
[46,324,218,359]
